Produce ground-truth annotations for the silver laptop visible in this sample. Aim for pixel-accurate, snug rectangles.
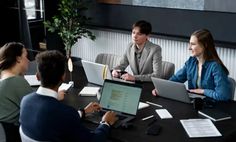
[82,60,133,86]
[151,77,205,104]
[86,79,142,127]
[82,60,111,86]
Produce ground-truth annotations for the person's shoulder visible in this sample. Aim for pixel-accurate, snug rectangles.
[13,75,31,88]
[126,42,135,52]
[183,57,198,67]
[186,56,197,63]
[21,92,37,103]
[1,75,27,85]
[13,75,28,82]
[146,41,161,52]
[205,60,224,72]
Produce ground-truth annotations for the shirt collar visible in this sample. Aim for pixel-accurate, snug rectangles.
[36,86,58,99]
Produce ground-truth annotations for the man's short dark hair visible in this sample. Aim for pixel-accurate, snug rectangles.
[132,20,152,35]
[36,50,66,88]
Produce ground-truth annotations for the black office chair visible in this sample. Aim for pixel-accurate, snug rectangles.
[95,53,122,69]
[161,61,175,80]
[0,122,6,142]
[229,77,236,100]
[0,122,21,142]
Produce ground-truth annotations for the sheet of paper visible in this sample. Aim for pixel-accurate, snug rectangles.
[156,109,173,119]
[180,119,222,138]
[59,83,72,91]
[24,75,41,86]
[138,102,150,110]
[79,87,100,96]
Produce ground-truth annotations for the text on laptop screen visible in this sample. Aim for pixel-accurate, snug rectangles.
[100,81,142,115]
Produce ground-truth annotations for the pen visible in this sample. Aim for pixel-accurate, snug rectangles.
[142,115,154,121]
[146,101,163,108]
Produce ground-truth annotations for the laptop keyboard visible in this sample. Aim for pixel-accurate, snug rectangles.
[86,110,127,128]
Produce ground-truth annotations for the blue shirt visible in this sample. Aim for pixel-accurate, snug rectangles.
[169,57,231,101]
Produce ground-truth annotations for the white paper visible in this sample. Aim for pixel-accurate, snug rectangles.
[24,75,41,86]
[138,102,150,110]
[79,87,100,96]
[156,109,173,119]
[59,83,72,91]
[180,119,222,138]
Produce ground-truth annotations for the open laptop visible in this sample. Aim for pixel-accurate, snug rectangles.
[82,60,109,85]
[81,60,133,86]
[86,79,142,127]
[151,77,205,104]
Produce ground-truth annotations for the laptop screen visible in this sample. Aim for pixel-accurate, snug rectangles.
[100,80,142,115]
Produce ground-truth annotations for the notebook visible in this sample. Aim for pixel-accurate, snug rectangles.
[151,77,205,104]
[82,60,134,86]
[24,75,41,86]
[198,108,231,122]
[86,79,142,127]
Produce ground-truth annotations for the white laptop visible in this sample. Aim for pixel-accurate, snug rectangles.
[81,60,133,86]
[81,60,109,86]
[151,77,205,104]
[86,79,142,127]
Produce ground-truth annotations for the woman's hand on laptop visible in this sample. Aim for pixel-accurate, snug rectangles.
[152,89,159,96]
[84,102,102,114]
[102,111,118,126]
[188,89,204,95]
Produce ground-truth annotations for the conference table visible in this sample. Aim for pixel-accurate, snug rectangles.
[29,60,236,142]
[60,60,236,142]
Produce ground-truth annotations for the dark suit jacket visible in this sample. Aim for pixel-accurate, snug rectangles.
[20,93,110,142]
[114,40,162,81]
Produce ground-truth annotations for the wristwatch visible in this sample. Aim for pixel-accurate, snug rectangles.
[100,121,110,127]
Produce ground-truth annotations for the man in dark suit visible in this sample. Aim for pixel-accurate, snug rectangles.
[20,50,117,141]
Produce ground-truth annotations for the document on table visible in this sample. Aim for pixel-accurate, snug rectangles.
[180,119,222,138]
[138,102,150,110]
[59,83,72,91]
[24,75,41,86]
[79,86,100,96]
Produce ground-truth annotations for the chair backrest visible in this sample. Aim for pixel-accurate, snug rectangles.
[161,61,175,80]
[19,126,41,142]
[229,77,236,101]
[0,123,6,142]
[95,53,122,69]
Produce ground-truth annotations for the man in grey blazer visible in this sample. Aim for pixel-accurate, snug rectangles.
[112,20,162,82]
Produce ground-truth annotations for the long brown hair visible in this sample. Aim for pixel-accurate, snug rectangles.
[191,29,229,75]
[0,42,25,70]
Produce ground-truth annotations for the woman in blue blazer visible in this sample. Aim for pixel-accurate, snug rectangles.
[153,29,231,101]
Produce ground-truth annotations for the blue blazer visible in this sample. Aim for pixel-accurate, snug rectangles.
[20,93,110,142]
[170,57,231,101]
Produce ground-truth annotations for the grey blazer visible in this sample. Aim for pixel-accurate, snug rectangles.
[114,41,162,82]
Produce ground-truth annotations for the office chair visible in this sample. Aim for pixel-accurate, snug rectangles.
[161,61,175,80]
[229,77,236,101]
[0,122,6,142]
[95,53,122,69]
[19,126,41,142]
